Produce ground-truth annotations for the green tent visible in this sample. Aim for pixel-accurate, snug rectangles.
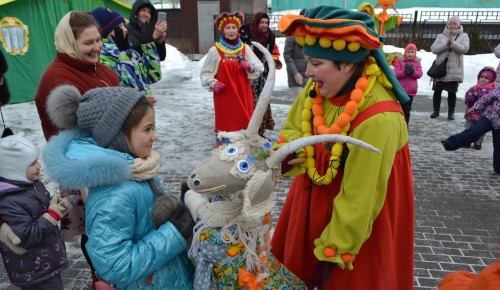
[0,0,131,104]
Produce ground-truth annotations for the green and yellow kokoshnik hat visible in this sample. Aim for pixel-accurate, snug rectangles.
[278,6,410,103]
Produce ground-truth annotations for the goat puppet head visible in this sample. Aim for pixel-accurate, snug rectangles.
[184,42,381,228]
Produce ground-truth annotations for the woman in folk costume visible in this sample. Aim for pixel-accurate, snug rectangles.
[200,11,264,147]
[271,6,414,290]
[240,12,283,136]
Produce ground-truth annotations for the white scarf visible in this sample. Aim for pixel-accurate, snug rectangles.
[130,150,160,181]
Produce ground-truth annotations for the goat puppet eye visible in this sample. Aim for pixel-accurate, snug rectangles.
[237,160,250,173]
[225,146,239,156]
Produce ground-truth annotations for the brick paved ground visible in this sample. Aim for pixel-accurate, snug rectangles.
[1,92,499,289]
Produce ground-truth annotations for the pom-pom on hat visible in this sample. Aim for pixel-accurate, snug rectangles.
[477,66,497,83]
[214,11,244,32]
[0,133,39,183]
[278,5,410,104]
[46,85,146,152]
[90,7,125,38]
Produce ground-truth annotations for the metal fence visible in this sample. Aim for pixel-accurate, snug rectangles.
[266,10,500,54]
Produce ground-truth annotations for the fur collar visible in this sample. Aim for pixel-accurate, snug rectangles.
[42,129,131,189]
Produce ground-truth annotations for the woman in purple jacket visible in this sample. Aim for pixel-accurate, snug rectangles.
[395,43,423,125]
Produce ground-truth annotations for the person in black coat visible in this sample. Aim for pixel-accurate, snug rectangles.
[126,0,167,61]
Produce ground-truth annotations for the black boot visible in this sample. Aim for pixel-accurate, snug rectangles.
[431,90,442,119]
[441,140,452,151]
[448,92,457,121]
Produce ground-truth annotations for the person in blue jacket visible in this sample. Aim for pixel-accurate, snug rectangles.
[41,85,195,289]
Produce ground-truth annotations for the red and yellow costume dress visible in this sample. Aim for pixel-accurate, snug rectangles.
[200,43,263,142]
[271,79,414,290]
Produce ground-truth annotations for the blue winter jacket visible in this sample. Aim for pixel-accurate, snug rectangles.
[42,129,194,289]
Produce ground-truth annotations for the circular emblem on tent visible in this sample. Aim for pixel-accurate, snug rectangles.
[0,17,30,55]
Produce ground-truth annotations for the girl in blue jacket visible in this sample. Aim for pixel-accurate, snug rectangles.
[42,85,194,289]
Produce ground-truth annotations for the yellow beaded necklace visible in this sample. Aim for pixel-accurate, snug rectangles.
[302,58,378,185]
[215,41,244,55]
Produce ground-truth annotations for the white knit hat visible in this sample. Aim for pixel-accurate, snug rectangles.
[0,133,39,183]
[447,16,461,26]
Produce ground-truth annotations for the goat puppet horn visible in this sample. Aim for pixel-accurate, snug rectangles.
[265,135,381,169]
[246,41,276,137]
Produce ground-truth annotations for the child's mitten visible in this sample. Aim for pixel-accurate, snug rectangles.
[240,61,254,72]
[43,195,79,225]
[404,63,414,76]
[0,222,27,255]
[212,81,225,93]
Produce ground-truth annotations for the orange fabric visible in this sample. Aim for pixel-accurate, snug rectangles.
[238,268,266,290]
[272,43,283,69]
[438,261,500,290]
[438,271,475,290]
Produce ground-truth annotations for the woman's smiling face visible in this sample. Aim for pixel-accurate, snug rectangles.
[304,56,354,99]
[76,26,102,63]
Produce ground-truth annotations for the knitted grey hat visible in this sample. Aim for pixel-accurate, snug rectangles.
[47,85,145,150]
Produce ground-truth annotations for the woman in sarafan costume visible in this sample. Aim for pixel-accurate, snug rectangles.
[271,6,414,290]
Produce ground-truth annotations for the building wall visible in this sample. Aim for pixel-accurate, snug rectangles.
[172,0,265,54]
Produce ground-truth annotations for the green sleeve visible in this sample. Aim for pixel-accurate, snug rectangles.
[313,84,408,269]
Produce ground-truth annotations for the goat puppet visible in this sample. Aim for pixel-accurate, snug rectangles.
[182,42,381,289]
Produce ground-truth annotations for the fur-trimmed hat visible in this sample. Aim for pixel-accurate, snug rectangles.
[278,5,409,104]
[214,11,244,31]
[90,7,126,38]
[46,85,146,152]
[0,133,39,183]
[477,66,497,83]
